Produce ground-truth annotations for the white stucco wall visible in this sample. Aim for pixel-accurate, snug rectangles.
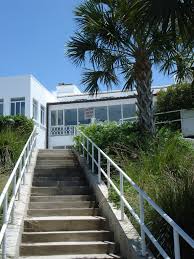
[0,75,31,116]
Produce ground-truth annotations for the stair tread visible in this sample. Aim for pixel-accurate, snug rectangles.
[23,230,110,234]
[25,216,105,221]
[20,254,120,259]
[21,241,115,246]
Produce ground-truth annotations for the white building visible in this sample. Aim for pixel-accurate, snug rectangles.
[0,75,57,148]
[0,75,193,149]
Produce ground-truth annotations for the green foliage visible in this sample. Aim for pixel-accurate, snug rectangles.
[157,83,194,112]
[0,116,34,174]
[77,122,194,258]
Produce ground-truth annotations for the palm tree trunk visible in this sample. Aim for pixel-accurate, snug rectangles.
[134,49,155,135]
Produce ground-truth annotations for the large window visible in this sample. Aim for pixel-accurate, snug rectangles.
[65,109,77,125]
[11,97,25,116]
[109,105,121,122]
[0,99,3,115]
[123,104,136,118]
[40,105,45,125]
[33,99,38,120]
[50,110,64,126]
[95,106,107,122]
[78,108,90,125]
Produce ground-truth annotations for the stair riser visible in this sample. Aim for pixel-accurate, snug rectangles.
[32,180,86,187]
[22,232,111,243]
[30,195,93,202]
[33,176,84,181]
[27,208,99,217]
[20,243,115,256]
[24,220,106,232]
[31,187,90,196]
[37,156,76,160]
[29,201,96,209]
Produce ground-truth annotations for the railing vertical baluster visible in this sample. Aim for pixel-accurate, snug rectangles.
[98,149,101,184]
[107,160,110,189]
[11,174,17,224]
[173,229,181,259]
[92,143,94,173]
[139,194,146,256]
[2,192,8,259]
[82,135,85,157]
[87,139,89,164]
[18,160,22,200]
[120,172,124,220]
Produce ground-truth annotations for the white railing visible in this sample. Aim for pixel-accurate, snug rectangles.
[78,130,194,259]
[50,125,77,136]
[0,127,37,259]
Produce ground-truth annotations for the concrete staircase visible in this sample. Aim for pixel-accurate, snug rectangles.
[20,150,120,259]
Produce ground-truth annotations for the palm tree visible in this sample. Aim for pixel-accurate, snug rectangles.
[129,0,194,43]
[66,0,175,135]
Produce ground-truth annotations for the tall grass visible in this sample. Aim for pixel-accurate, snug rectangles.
[78,123,194,258]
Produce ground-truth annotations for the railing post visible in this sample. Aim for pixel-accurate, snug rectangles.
[2,192,8,259]
[92,143,94,173]
[98,149,101,184]
[82,135,85,157]
[120,172,124,220]
[139,194,146,256]
[11,174,17,224]
[107,160,110,189]
[173,229,181,259]
[87,139,89,164]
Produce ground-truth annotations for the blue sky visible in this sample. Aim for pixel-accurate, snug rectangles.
[0,0,174,92]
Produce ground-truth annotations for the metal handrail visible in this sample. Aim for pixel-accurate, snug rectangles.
[0,127,37,259]
[78,130,194,259]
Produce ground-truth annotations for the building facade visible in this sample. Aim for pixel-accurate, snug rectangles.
[1,75,193,149]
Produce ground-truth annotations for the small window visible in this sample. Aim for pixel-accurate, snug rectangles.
[11,97,25,116]
[33,99,38,120]
[58,110,64,125]
[40,105,45,125]
[51,110,57,126]
[0,99,3,115]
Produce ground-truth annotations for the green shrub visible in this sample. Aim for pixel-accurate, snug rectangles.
[77,123,194,258]
[156,83,194,130]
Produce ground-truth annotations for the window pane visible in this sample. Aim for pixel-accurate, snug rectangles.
[11,103,15,115]
[109,105,121,122]
[21,102,25,115]
[0,104,3,115]
[95,106,107,122]
[123,104,136,118]
[41,106,45,125]
[78,108,90,124]
[16,102,20,115]
[58,110,63,125]
[65,109,77,125]
[51,111,57,126]
[33,99,38,120]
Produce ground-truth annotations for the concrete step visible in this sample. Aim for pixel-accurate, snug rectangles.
[20,241,115,256]
[31,186,90,196]
[32,180,86,187]
[33,176,85,182]
[35,165,79,170]
[36,160,79,166]
[22,230,111,243]
[37,156,76,160]
[24,216,106,232]
[30,195,93,202]
[28,208,99,217]
[29,201,96,209]
[19,254,120,259]
[34,168,83,177]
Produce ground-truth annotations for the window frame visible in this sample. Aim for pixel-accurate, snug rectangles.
[10,97,25,116]
[40,105,46,125]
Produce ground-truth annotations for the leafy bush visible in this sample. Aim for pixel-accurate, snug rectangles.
[0,115,33,137]
[0,116,34,174]
[77,123,194,258]
[156,83,194,130]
